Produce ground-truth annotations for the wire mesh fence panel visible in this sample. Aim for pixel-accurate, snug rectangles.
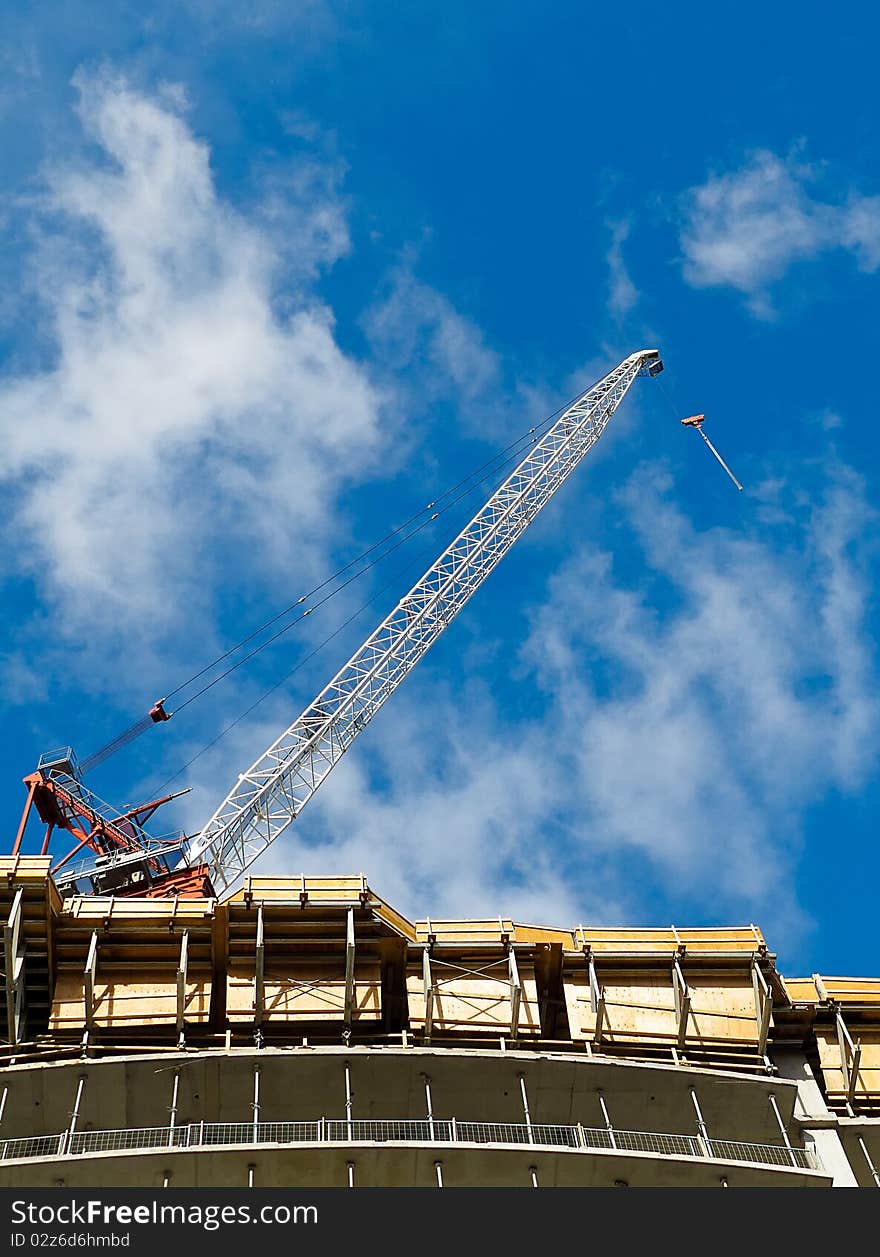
[198,1123,255,1146]
[613,1130,702,1158]
[455,1122,535,1145]
[254,1122,321,1144]
[0,1134,66,1161]
[324,1119,451,1142]
[69,1127,190,1155]
[577,1127,616,1150]
[522,1124,581,1148]
[707,1139,809,1169]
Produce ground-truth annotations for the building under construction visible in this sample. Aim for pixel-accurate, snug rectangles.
[3,352,877,1187]
[0,862,878,1187]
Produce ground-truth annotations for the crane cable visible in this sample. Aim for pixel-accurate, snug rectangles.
[155,535,450,792]
[80,377,610,774]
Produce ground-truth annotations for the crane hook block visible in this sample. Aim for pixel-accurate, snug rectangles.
[681,414,705,428]
[149,699,172,723]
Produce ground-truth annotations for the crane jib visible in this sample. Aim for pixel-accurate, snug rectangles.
[186,350,662,897]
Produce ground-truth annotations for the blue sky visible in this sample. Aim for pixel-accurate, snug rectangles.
[1,2,878,976]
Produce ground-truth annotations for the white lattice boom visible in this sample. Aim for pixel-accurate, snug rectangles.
[186,349,662,896]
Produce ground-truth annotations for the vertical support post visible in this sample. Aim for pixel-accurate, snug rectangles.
[588,952,605,1046]
[751,956,773,1055]
[518,1074,533,1143]
[39,823,55,858]
[4,889,24,1046]
[857,1136,880,1188]
[83,931,98,1034]
[597,1089,616,1150]
[689,1086,710,1157]
[68,1074,86,1151]
[346,1161,355,1188]
[529,1166,539,1188]
[251,1065,261,1146]
[252,1063,261,1145]
[344,1061,353,1141]
[422,948,433,1044]
[0,1086,7,1132]
[344,907,356,1027]
[423,1074,435,1140]
[672,955,690,1050]
[247,1164,255,1188]
[12,780,37,857]
[254,906,264,1028]
[434,1160,444,1187]
[768,1093,799,1168]
[162,1171,171,1189]
[509,948,522,1042]
[176,931,189,1041]
[836,1011,862,1110]
[168,1069,180,1147]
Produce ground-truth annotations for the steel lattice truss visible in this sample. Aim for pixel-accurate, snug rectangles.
[186,349,660,896]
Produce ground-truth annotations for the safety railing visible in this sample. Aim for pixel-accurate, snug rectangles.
[0,1119,818,1171]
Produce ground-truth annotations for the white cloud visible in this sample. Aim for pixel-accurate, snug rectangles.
[606,218,638,319]
[680,150,880,315]
[0,71,383,656]
[522,461,878,930]
[363,263,500,419]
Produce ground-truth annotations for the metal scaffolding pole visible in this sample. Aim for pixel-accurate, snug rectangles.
[857,1136,880,1188]
[252,1064,261,1145]
[689,1086,710,1157]
[344,1061,353,1141]
[597,1089,616,1150]
[768,1093,799,1168]
[168,1068,180,1148]
[423,1074,435,1140]
[518,1074,533,1143]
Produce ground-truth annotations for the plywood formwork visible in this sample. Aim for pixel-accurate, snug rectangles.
[233,875,416,941]
[787,975,880,1114]
[1,858,61,1045]
[225,878,411,1033]
[48,896,213,1040]
[407,919,542,1041]
[563,926,775,1072]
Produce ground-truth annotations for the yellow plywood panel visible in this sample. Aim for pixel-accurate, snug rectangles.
[818,977,880,1006]
[574,926,762,954]
[372,898,417,941]
[783,977,820,1003]
[566,972,676,1041]
[414,919,515,945]
[227,962,382,1023]
[0,857,63,913]
[816,1027,880,1102]
[564,970,764,1047]
[61,897,214,927]
[512,923,575,947]
[229,876,368,905]
[48,972,210,1030]
[406,962,540,1036]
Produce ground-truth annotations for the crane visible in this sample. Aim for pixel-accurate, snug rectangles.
[13,348,663,898]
